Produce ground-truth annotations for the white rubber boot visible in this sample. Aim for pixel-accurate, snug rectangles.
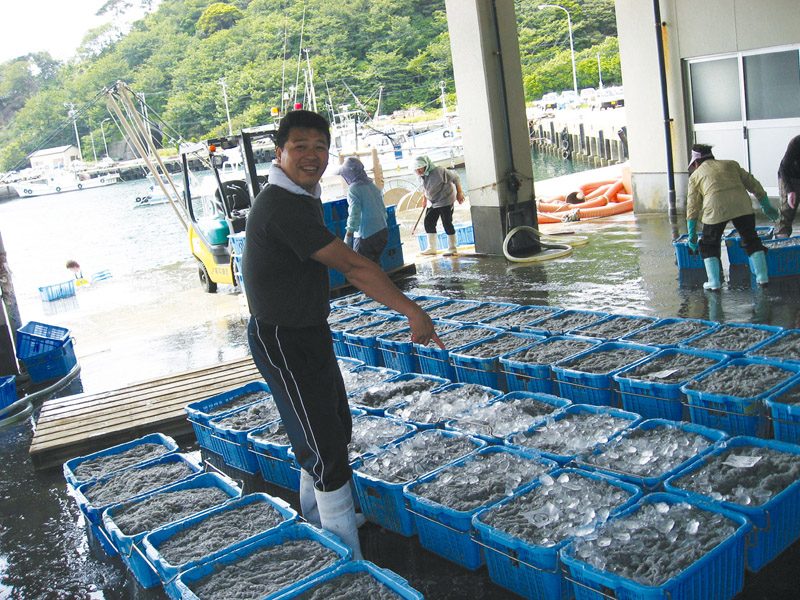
[443,234,458,256]
[300,469,321,527]
[316,481,364,560]
[420,233,438,255]
[749,250,769,287]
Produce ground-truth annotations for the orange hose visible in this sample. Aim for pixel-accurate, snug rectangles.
[585,183,612,200]
[537,196,567,212]
[578,179,618,195]
[616,193,632,202]
[539,196,608,213]
[577,198,633,218]
[600,180,625,202]
[536,212,564,223]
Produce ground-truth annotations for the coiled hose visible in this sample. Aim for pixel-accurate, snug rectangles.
[502,226,589,263]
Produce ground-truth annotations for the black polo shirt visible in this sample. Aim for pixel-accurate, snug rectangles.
[242,184,336,326]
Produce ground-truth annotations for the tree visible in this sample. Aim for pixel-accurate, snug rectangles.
[197,2,244,36]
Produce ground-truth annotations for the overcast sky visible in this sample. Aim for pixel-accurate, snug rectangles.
[0,1,145,64]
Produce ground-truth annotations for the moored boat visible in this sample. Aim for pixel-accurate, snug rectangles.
[10,171,120,197]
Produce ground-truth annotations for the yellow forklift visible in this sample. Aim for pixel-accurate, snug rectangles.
[179,125,276,292]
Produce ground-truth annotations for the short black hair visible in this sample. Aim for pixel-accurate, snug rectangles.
[275,110,331,149]
[691,143,713,156]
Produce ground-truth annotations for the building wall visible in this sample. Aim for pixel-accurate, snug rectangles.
[615,0,800,213]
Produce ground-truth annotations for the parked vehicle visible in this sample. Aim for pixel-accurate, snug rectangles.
[541,92,559,110]
[595,86,625,110]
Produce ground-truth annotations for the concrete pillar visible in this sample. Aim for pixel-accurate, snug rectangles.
[445,0,538,255]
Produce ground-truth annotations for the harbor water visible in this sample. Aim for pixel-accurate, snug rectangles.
[2,155,800,598]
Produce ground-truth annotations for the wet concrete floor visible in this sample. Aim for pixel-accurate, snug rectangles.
[3,210,800,599]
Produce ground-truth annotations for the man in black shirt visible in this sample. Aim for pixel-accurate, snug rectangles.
[242,110,441,559]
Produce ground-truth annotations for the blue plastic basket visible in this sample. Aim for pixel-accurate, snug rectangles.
[20,337,77,383]
[102,472,242,589]
[561,492,751,600]
[424,299,482,321]
[765,378,800,443]
[621,317,717,349]
[679,322,785,358]
[210,407,275,475]
[376,326,418,373]
[74,453,204,526]
[322,197,349,223]
[247,423,301,490]
[403,446,557,570]
[506,404,643,465]
[613,348,729,421]
[573,419,728,493]
[228,231,246,255]
[184,382,272,456]
[455,223,475,246]
[15,321,70,359]
[352,430,485,536]
[479,305,562,331]
[385,382,502,429]
[277,560,424,600]
[443,391,571,444]
[551,341,657,407]
[570,314,658,341]
[745,329,800,364]
[450,331,543,391]
[343,317,406,367]
[472,468,643,600]
[0,375,16,411]
[724,226,773,264]
[664,436,800,573]
[673,233,705,269]
[142,492,297,596]
[447,301,520,325]
[173,523,351,600]
[350,372,450,416]
[499,335,602,395]
[63,432,180,489]
[682,358,800,438]
[414,325,502,380]
[522,308,610,337]
[348,414,418,462]
[757,237,800,277]
[381,244,405,271]
[38,279,76,301]
[416,230,449,251]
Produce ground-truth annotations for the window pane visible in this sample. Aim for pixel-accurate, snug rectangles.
[744,50,800,120]
[690,59,741,123]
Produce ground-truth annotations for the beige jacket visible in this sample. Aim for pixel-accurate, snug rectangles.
[686,159,766,225]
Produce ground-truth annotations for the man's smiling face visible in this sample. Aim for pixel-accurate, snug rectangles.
[276,127,330,193]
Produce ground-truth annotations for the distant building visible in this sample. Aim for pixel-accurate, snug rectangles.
[28,146,79,171]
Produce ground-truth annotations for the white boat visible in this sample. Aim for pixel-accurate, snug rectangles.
[11,171,120,197]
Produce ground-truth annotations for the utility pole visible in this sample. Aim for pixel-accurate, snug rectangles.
[597,53,604,89]
[219,78,233,136]
[439,80,448,116]
[64,103,83,161]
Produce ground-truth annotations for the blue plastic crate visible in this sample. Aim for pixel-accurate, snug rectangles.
[349,414,418,463]
[248,423,301,490]
[385,382,502,429]
[416,230,449,251]
[184,382,272,456]
[613,348,729,421]
[343,364,400,397]
[210,408,275,475]
[499,335,602,395]
[444,391,571,444]
[505,404,643,465]
[746,329,800,364]
[682,357,800,438]
[173,523,351,600]
[322,197,349,223]
[450,331,543,391]
[724,226,774,264]
[38,279,76,301]
[480,305,562,331]
[376,326,418,373]
[522,308,609,337]
[15,320,70,360]
[673,234,704,269]
[552,341,657,407]
[20,337,77,384]
[102,472,242,589]
[447,301,520,325]
[385,204,398,228]
[343,317,406,367]
[350,372,451,416]
[573,419,728,493]
[276,559,424,600]
[0,375,16,410]
[664,436,800,573]
[143,493,297,597]
[425,299,482,321]
[352,430,485,536]
[74,453,204,526]
[455,223,475,246]
[561,492,751,600]
[765,378,800,443]
[570,314,658,341]
[679,322,785,357]
[381,245,405,271]
[228,231,246,255]
[472,468,643,600]
[414,324,501,380]
[621,317,718,349]
[404,446,557,570]
[760,237,800,277]
[63,432,180,488]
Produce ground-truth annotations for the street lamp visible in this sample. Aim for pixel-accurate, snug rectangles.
[538,4,578,95]
[64,103,83,161]
[101,118,112,158]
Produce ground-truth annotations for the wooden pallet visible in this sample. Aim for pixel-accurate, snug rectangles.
[29,356,262,471]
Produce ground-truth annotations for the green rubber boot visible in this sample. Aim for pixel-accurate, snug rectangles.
[702,257,722,291]
[749,250,769,287]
